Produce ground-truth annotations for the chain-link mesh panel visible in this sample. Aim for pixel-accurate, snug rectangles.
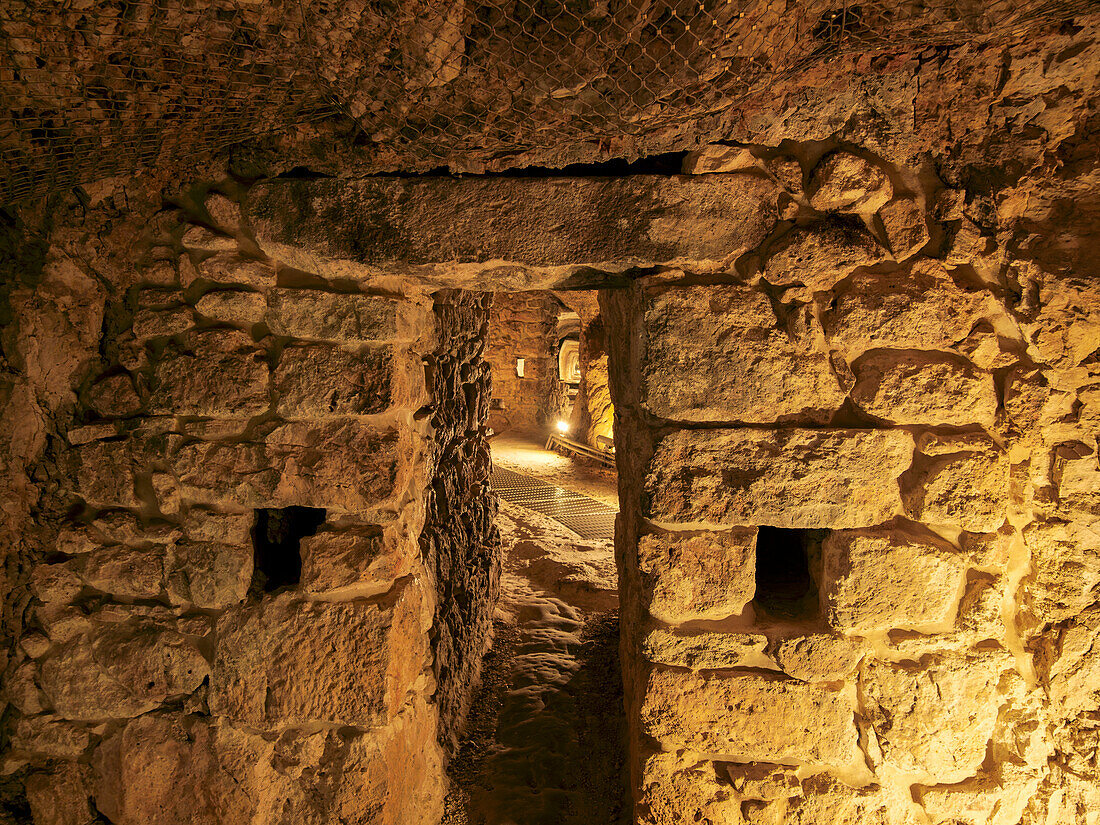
[2,0,1096,205]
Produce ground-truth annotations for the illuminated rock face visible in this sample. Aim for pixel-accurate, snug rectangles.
[4,23,1100,821]
[602,145,1100,824]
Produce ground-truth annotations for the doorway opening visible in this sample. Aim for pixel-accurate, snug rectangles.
[443,288,628,825]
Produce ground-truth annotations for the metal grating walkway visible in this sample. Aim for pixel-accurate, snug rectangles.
[491,466,617,541]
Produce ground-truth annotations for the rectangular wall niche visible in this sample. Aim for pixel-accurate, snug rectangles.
[753,526,822,620]
[251,506,326,593]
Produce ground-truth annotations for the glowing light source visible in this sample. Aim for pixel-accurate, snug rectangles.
[556,420,569,434]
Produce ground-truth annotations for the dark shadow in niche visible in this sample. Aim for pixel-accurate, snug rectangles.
[251,506,326,593]
[753,527,823,620]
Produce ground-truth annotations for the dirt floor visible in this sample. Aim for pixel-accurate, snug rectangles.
[442,495,629,825]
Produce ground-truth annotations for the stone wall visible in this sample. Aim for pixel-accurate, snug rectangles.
[0,180,497,824]
[603,146,1100,824]
[485,291,562,433]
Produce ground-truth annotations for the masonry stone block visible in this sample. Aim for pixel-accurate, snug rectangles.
[645,428,913,528]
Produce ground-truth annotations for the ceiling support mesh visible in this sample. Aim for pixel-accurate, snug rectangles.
[1,0,1096,205]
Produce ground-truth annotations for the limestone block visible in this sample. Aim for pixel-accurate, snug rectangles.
[823,262,995,356]
[181,224,236,252]
[878,196,929,260]
[954,323,1016,371]
[173,419,406,511]
[131,306,192,340]
[916,431,996,457]
[645,428,913,529]
[765,219,887,293]
[274,344,416,418]
[300,527,408,594]
[164,542,252,609]
[19,633,51,660]
[204,194,242,235]
[31,562,83,603]
[85,373,141,417]
[862,653,1007,784]
[1047,615,1100,719]
[266,288,406,343]
[170,439,278,508]
[246,175,780,275]
[210,583,426,728]
[640,285,846,423]
[637,528,757,623]
[917,767,1041,825]
[11,715,92,759]
[66,423,120,446]
[850,351,997,427]
[62,439,139,507]
[149,329,269,417]
[642,627,770,670]
[808,151,893,213]
[1023,520,1100,626]
[78,546,164,599]
[640,668,862,769]
[1026,277,1100,370]
[766,155,804,195]
[903,449,1009,532]
[92,697,443,825]
[182,510,253,544]
[682,144,759,174]
[6,661,47,713]
[140,260,178,286]
[637,751,741,825]
[25,763,95,825]
[193,289,266,325]
[724,762,801,803]
[264,420,407,511]
[38,622,209,721]
[773,634,866,683]
[182,251,274,289]
[823,527,967,634]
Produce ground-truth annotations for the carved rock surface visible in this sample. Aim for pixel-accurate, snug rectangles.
[851,351,997,427]
[645,428,913,528]
[210,585,425,728]
[903,449,1009,532]
[765,219,886,293]
[823,263,995,356]
[640,668,862,769]
[824,527,968,634]
[247,175,781,277]
[641,284,846,423]
[637,528,757,623]
[862,654,1007,784]
[808,151,893,213]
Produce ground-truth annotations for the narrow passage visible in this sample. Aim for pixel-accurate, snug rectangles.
[444,438,627,825]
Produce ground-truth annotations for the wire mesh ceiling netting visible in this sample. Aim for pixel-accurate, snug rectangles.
[1,0,1096,205]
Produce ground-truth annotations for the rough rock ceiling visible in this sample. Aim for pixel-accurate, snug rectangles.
[1,0,1095,205]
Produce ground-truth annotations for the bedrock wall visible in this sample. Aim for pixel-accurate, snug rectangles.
[603,146,1100,824]
[0,181,498,825]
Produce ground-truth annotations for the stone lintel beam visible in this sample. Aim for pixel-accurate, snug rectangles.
[244,174,780,290]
